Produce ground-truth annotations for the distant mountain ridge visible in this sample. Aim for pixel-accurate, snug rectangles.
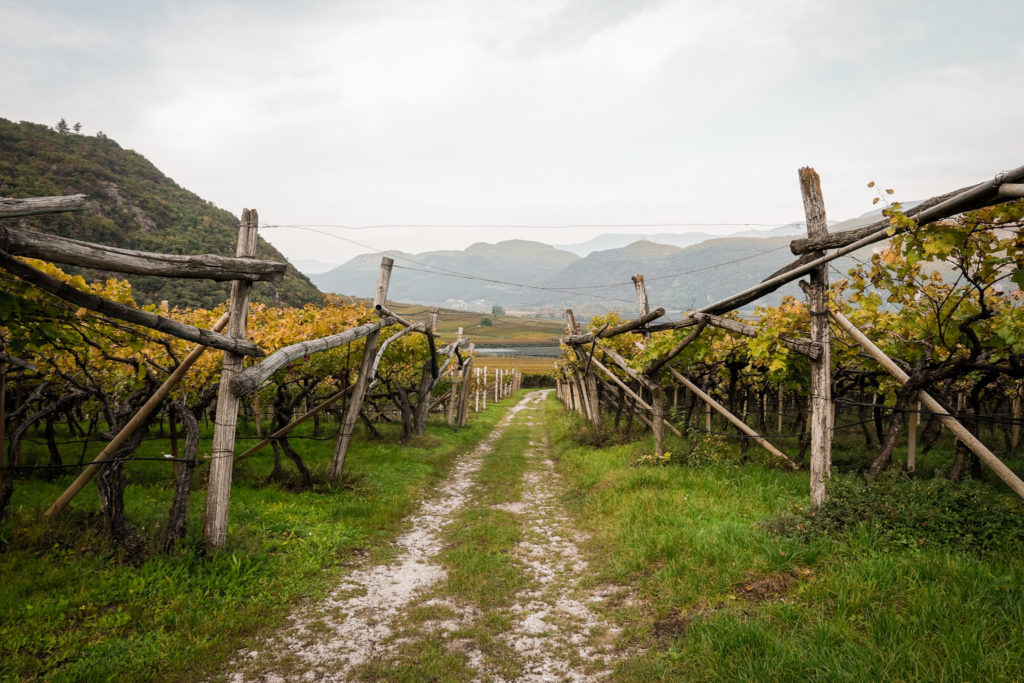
[0,118,322,308]
[311,231,871,317]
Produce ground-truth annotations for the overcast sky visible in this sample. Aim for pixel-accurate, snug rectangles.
[2,0,1022,266]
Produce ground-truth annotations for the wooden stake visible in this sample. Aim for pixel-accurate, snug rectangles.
[329,257,393,481]
[799,167,832,508]
[204,208,259,547]
[668,368,797,469]
[907,400,919,473]
[46,312,229,520]
[234,384,355,464]
[832,309,1024,501]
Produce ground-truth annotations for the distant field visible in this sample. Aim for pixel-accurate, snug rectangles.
[378,302,566,346]
[473,355,558,375]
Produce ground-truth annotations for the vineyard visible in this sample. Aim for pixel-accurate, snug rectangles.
[1,163,1023,678]
[555,167,1024,507]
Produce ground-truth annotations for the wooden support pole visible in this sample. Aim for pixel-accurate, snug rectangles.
[46,312,229,520]
[1012,382,1022,449]
[668,368,797,469]
[562,308,665,345]
[691,312,819,360]
[832,310,1024,501]
[906,400,919,473]
[799,167,832,508]
[234,384,355,464]
[329,256,393,482]
[230,318,393,396]
[204,208,259,547]
[0,225,286,281]
[0,250,263,357]
[457,355,474,428]
[0,194,87,218]
[590,356,682,438]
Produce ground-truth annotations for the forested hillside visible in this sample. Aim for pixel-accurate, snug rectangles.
[0,118,322,308]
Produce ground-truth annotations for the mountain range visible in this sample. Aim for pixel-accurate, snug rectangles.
[310,229,872,318]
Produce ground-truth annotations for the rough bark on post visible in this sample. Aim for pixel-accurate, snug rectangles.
[329,256,393,481]
[457,355,474,428]
[800,167,832,508]
[907,400,919,473]
[413,309,438,436]
[204,210,259,547]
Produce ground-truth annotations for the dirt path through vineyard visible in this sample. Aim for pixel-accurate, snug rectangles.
[229,390,629,682]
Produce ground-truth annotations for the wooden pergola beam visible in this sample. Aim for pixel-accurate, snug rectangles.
[0,250,264,357]
[0,225,286,282]
[0,194,87,218]
[229,317,398,396]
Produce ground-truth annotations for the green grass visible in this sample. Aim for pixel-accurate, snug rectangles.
[0,405,510,682]
[546,397,1024,681]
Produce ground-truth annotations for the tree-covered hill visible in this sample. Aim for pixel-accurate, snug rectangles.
[0,118,322,308]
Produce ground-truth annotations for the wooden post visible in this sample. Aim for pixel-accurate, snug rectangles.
[1013,383,1022,449]
[705,401,712,432]
[329,257,393,481]
[669,368,797,469]
[800,167,832,508]
[777,385,784,434]
[235,384,354,464]
[252,393,262,437]
[0,357,7,511]
[632,274,650,344]
[907,400,919,473]
[832,309,1024,501]
[204,209,259,547]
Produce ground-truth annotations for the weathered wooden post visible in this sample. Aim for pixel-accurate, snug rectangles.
[1012,382,1022,449]
[799,167,832,509]
[329,256,392,482]
[906,400,919,473]
[204,209,259,547]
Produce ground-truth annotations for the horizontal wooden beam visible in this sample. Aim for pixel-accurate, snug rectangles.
[692,312,820,360]
[999,183,1024,199]
[563,307,665,345]
[0,194,87,218]
[0,352,36,372]
[0,226,286,282]
[790,164,1024,255]
[230,317,398,396]
[0,250,263,357]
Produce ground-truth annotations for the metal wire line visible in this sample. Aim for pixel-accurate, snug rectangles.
[262,221,779,230]
[260,224,796,301]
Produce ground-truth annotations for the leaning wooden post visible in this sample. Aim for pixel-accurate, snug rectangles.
[800,167,832,508]
[329,257,393,482]
[46,313,230,519]
[668,368,798,469]
[204,209,259,547]
[832,310,1024,501]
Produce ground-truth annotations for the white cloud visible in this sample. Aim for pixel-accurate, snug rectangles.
[1,0,1022,266]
